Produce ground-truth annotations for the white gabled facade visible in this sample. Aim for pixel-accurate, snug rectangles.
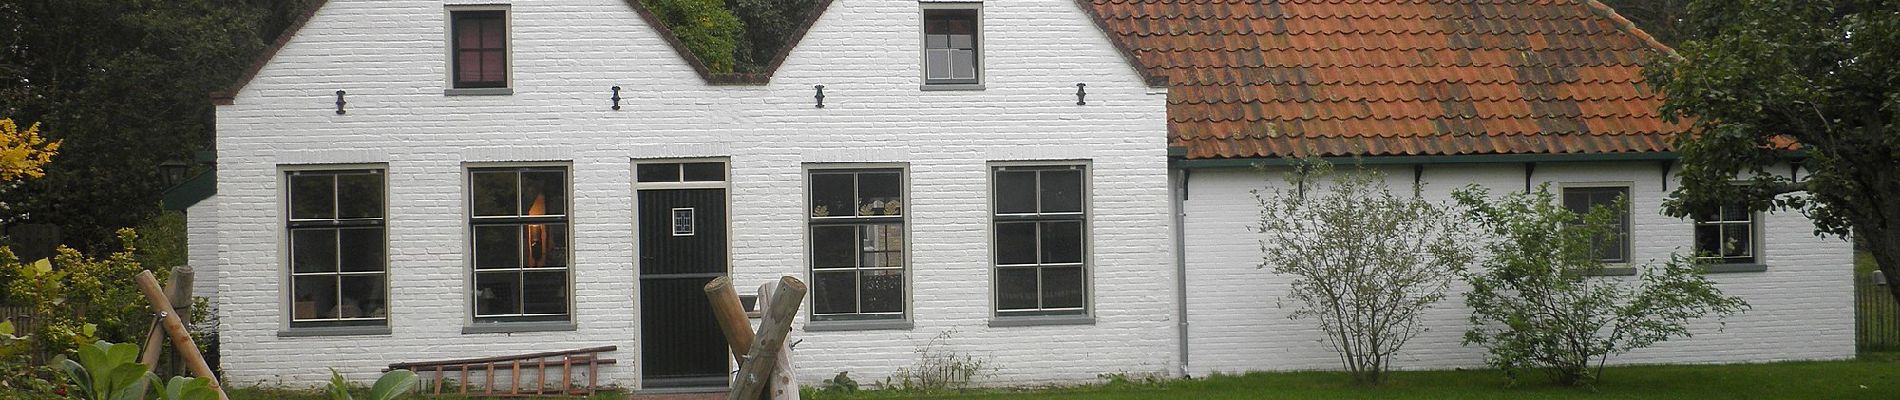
[1179,162,1856,375]
[208,0,1172,389]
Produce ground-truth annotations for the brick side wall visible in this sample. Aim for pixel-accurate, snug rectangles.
[1181,162,1856,375]
[210,0,1172,388]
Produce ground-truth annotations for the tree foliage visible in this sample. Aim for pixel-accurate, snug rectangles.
[1645,0,1900,303]
[1253,162,1474,385]
[727,0,822,71]
[3,229,171,357]
[1453,185,1748,386]
[0,118,60,224]
[642,0,745,73]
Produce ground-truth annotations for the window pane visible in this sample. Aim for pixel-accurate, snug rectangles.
[524,223,567,268]
[292,229,338,273]
[522,271,567,315]
[1040,170,1082,213]
[997,268,1038,310]
[951,50,976,80]
[1040,221,1083,264]
[339,274,386,319]
[995,222,1037,265]
[1722,224,1751,257]
[926,51,951,80]
[1695,224,1721,256]
[812,271,857,314]
[1042,266,1085,309]
[292,275,338,320]
[290,174,335,220]
[480,51,505,82]
[637,163,680,182]
[474,271,521,316]
[337,228,385,272]
[995,170,1037,214]
[1561,190,1592,215]
[471,171,517,217]
[1721,206,1747,222]
[474,225,521,269]
[859,173,901,216]
[681,162,725,182]
[521,170,565,216]
[860,224,903,268]
[457,52,483,84]
[812,225,856,269]
[925,34,949,49]
[949,34,974,50]
[811,173,855,217]
[336,173,383,219]
[861,269,903,314]
[456,19,481,50]
[480,18,504,48]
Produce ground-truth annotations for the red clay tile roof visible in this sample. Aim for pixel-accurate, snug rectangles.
[1085,0,1684,159]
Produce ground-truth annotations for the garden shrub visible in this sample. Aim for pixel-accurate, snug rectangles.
[4,228,178,357]
[641,0,743,73]
[1453,184,1749,385]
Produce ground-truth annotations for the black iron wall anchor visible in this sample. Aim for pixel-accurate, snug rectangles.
[814,85,826,108]
[1076,83,1088,105]
[611,86,622,110]
[334,90,347,115]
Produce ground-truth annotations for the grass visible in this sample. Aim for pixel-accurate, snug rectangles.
[808,356,1900,400]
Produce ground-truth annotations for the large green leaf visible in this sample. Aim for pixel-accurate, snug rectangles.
[161,376,218,400]
[365,369,418,400]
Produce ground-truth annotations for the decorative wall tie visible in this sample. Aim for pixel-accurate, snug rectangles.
[814,85,826,108]
[611,86,623,110]
[1076,83,1087,105]
[334,90,347,115]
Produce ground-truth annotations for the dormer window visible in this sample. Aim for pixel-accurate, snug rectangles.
[922,5,980,88]
[449,8,510,95]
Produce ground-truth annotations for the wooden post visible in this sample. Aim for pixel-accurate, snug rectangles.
[729,277,805,400]
[141,267,194,369]
[703,276,755,364]
[134,271,225,400]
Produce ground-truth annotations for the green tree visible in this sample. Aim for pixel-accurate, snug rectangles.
[1645,0,1900,303]
[1454,185,1747,385]
[641,0,744,73]
[0,0,271,252]
[726,0,821,72]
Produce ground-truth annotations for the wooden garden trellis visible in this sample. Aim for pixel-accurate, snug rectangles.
[387,346,618,397]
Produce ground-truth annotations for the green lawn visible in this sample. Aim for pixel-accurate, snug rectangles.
[809,356,1900,400]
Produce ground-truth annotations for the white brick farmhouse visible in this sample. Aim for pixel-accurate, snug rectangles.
[169,0,1856,391]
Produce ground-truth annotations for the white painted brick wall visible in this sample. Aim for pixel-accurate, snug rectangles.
[187,196,219,303]
[1181,162,1856,376]
[209,0,1173,389]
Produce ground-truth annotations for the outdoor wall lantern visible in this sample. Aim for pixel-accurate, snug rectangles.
[611,86,622,110]
[159,159,190,187]
[1076,83,1087,105]
[1877,270,1889,286]
[334,90,347,115]
[814,85,826,108]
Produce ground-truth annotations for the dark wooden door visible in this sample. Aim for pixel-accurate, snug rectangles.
[638,189,729,387]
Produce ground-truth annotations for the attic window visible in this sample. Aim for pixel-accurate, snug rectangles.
[451,9,509,92]
[922,6,980,86]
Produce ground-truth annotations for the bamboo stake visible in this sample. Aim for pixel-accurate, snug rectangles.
[134,271,225,400]
[140,267,193,369]
[703,276,755,364]
[729,277,805,400]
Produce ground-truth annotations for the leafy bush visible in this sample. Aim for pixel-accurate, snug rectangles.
[324,369,417,400]
[726,0,821,70]
[641,0,743,73]
[4,228,175,357]
[1453,184,1749,385]
[1253,162,1474,385]
[0,320,65,399]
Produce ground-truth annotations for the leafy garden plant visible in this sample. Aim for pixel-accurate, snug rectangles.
[881,330,992,392]
[1453,185,1749,385]
[3,228,175,357]
[58,340,217,400]
[325,368,418,400]
[1252,161,1474,385]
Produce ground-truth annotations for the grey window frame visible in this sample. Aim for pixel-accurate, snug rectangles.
[283,167,389,331]
[446,6,512,95]
[920,2,982,88]
[1560,185,1633,264]
[1693,203,1760,265]
[990,163,1091,318]
[466,165,574,326]
[804,165,910,323]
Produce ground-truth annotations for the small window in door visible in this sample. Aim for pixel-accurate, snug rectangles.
[672,208,696,236]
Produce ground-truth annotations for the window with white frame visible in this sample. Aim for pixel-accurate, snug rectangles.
[922,4,979,85]
[1694,203,1757,264]
[469,166,571,323]
[807,168,906,321]
[287,169,387,328]
[992,164,1087,316]
[1561,186,1632,263]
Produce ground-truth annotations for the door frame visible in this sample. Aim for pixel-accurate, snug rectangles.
[630,157,733,389]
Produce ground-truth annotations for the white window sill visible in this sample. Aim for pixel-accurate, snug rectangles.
[988,314,1094,327]
[462,321,576,334]
[803,319,913,332]
[920,83,984,91]
[278,325,392,337]
[445,87,513,96]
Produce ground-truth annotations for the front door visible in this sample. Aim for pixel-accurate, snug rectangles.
[638,188,729,387]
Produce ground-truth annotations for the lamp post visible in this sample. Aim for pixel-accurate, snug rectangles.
[159,159,189,187]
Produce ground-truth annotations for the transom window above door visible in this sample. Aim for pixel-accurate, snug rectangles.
[637,162,727,183]
[807,168,907,322]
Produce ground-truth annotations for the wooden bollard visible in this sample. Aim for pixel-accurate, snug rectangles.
[703,276,755,364]
[135,270,227,400]
[729,277,805,400]
[141,267,194,368]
